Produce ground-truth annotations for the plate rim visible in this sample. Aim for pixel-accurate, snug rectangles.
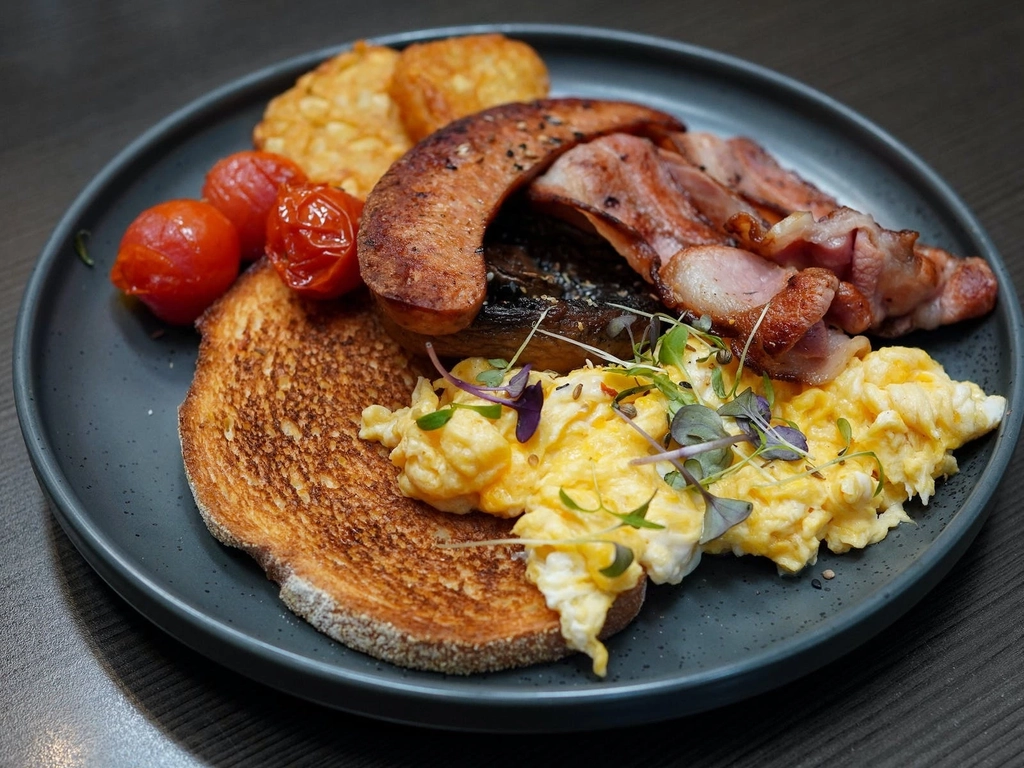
[13,23,1024,732]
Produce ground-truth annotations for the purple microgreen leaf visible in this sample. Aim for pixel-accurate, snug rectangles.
[760,425,808,461]
[425,343,506,405]
[504,365,532,399]
[599,543,634,578]
[425,342,543,444]
[646,315,662,354]
[513,381,544,443]
[717,388,771,426]
[699,494,753,544]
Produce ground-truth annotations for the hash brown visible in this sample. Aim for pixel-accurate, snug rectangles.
[389,34,550,141]
[252,42,412,198]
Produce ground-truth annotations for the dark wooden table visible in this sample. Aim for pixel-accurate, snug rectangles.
[3,1,1022,765]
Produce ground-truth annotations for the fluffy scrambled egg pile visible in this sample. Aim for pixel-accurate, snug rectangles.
[360,338,1005,676]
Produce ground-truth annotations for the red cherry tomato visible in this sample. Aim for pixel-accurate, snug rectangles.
[110,199,241,325]
[265,183,364,299]
[201,150,307,261]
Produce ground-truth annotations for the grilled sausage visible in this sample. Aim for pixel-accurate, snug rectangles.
[357,98,685,336]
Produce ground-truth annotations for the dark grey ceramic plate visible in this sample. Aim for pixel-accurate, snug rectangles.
[13,24,1024,732]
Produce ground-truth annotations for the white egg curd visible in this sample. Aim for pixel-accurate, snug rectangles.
[359,320,1005,676]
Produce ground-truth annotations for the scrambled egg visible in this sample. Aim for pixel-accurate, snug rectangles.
[360,340,1005,676]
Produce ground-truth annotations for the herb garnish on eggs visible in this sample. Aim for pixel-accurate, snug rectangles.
[360,311,1006,676]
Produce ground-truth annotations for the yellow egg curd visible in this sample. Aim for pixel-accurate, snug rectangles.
[360,333,1005,676]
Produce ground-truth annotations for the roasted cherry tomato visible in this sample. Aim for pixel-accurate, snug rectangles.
[110,199,241,325]
[265,183,364,299]
[201,150,307,260]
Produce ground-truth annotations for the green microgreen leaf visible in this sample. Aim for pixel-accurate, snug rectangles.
[612,406,752,540]
[613,384,655,405]
[700,494,754,544]
[599,543,635,577]
[758,449,886,497]
[650,372,698,409]
[762,373,775,409]
[837,417,853,456]
[657,323,690,370]
[711,366,727,399]
[684,459,704,483]
[415,402,502,431]
[559,487,598,514]
[74,230,94,267]
[609,493,664,530]
[670,405,734,477]
[664,470,686,490]
[694,314,712,333]
[730,299,773,398]
[476,368,506,387]
[415,409,454,431]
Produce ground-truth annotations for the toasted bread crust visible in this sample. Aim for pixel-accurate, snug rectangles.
[179,261,644,673]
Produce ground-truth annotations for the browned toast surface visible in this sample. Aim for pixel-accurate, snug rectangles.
[178,261,643,673]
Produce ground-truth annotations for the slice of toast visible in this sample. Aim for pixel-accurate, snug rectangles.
[179,261,645,674]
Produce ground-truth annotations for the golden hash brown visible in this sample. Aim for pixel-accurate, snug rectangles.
[389,34,550,141]
[253,42,412,199]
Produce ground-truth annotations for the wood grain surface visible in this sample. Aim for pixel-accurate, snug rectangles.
[2,1,1022,766]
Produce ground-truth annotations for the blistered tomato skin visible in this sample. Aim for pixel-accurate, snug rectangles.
[265,183,364,299]
[110,199,241,325]
[201,150,307,260]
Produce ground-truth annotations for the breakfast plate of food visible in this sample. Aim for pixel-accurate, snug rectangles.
[14,24,1023,731]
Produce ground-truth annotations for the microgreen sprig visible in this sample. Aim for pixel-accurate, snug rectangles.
[74,229,94,267]
[717,389,808,461]
[613,405,753,543]
[475,308,551,387]
[559,487,665,531]
[423,342,544,442]
[436,526,638,578]
[756,417,885,496]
